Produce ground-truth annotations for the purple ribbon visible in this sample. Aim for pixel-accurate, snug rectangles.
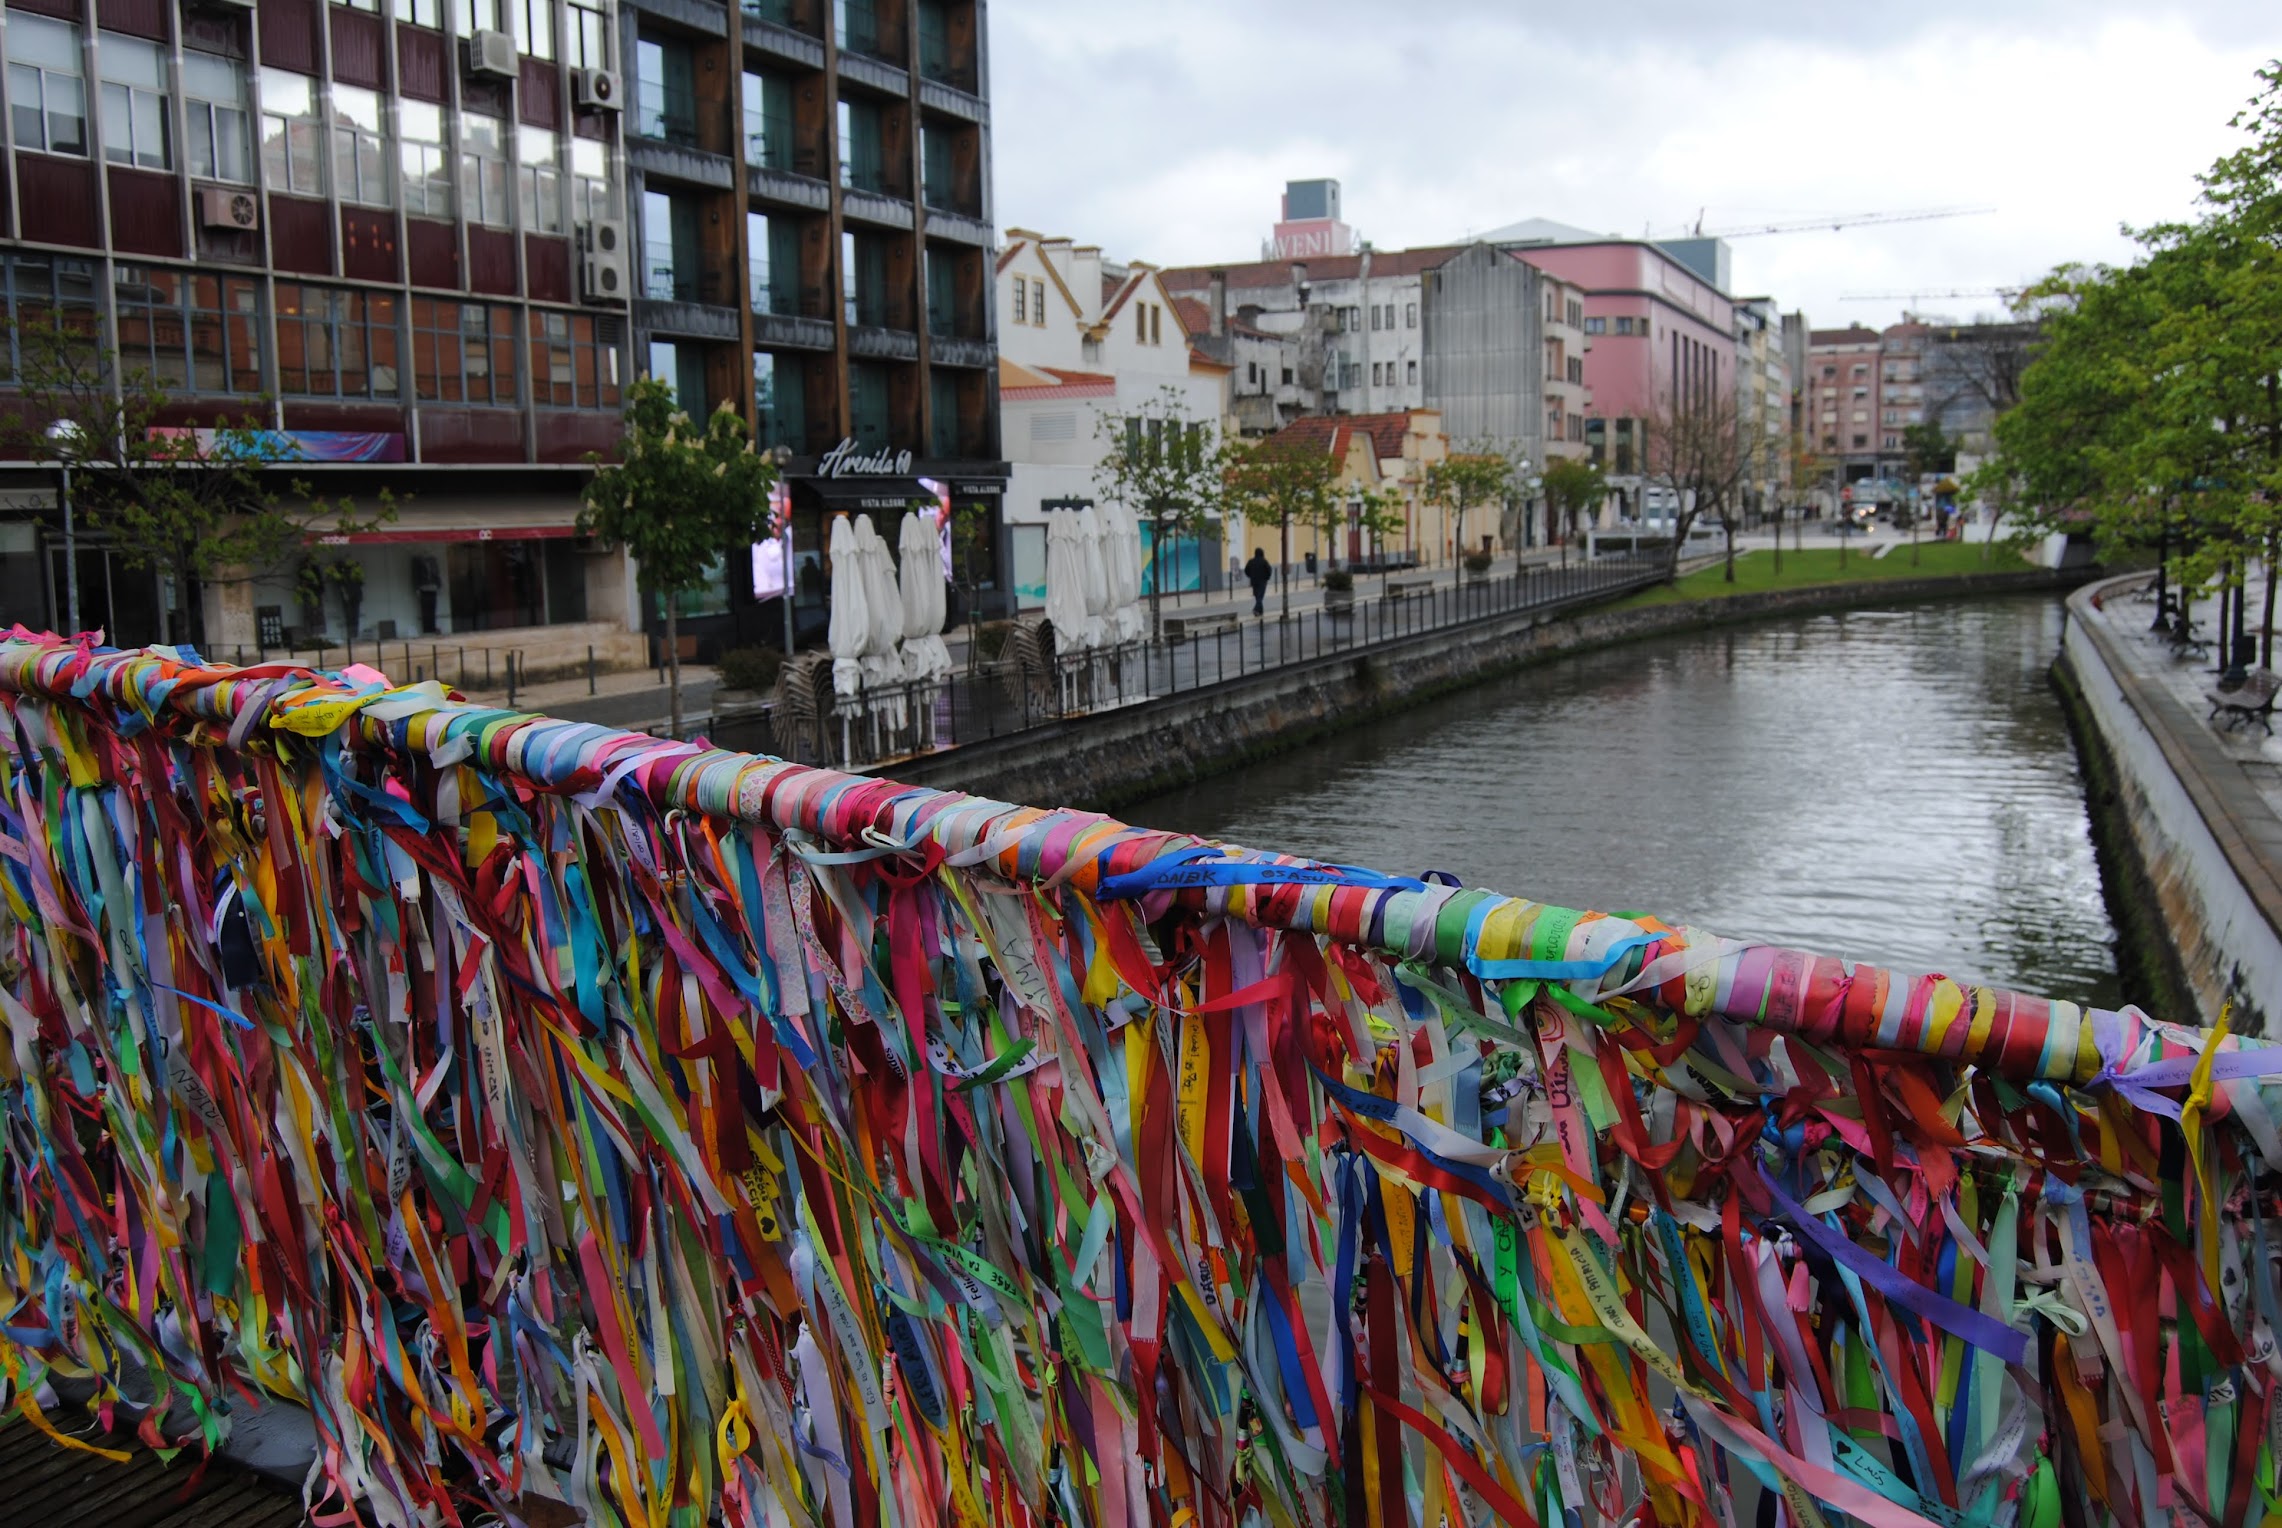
[1760,1171,2030,1366]
[2087,1045,2282,1120]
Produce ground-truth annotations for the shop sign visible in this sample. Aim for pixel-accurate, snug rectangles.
[817,439,915,478]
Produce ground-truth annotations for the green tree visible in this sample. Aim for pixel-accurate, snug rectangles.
[1093,386,1224,638]
[582,377,781,734]
[1539,457,1607,547]
[1222,434,1338,617]
[1901,420,1957,479]
[2,317,392,650]
[1421,448,1514,567]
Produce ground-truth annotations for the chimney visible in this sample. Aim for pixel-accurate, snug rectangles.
[1208,268,1226,337]
[1070,245,1104,322]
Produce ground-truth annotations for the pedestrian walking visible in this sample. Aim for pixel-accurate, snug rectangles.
[1244,547,1273,616]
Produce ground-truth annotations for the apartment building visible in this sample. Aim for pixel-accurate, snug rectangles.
[0,0,650,668]
[625,0,1005,652]
[1803,319,1932,485]
[994,229,1226,605]
[1734,296,1795,515]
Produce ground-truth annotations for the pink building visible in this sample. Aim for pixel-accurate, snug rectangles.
[1803,319,1930,487]
[1509,238,1737,518]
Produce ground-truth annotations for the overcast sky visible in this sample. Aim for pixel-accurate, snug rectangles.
[990,2,2278,330]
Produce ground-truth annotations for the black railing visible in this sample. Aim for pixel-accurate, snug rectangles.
[743,553,1664,767]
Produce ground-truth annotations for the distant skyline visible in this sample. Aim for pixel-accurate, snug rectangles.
[991,1,2276,330]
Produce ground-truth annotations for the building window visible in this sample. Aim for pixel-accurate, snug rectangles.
[836,0,880,57]
[1370,305,1383,332]
[750,211,799,314]
[646,338,704,410]
[514,0,554,58]
[1150,304,1161,345]
[530,309,621,407]
[399,100,452,217]
[917,0,956,83]
[1407,302,1418,328]
[99,32,170,170]
[1031,279,1045,325]
[1134,302,1146,342]
[743,70,792,171]
[517,124,562,233]
[8,14,87,158]
[1583,316,1605,335]
[926,246,961,336]
[1614,316,1636,336]
[1407,359,1417,386]
[183,50,252,182]
[1012,277,1026,325]
[396,0,444,27]
[1370,361,1382,386]
[412,297,516,404]
[568,0,607,68]
[920,120,960,212]
[331,84,390,206]
[0,255,98,379]
[457,0,506,37]
[929,368,959,457]
[843,229,888,327]
[259,70,324,194]
[570,136,609,225]
[645,188,699,301]
[635,37,695,146]
[275,283,400,398]
[460,111,511,226]
[754,350,806,450]
[849,360,891,450]
[837,96,886,194]
[113,268,263,394]
[1852,433,1868,448]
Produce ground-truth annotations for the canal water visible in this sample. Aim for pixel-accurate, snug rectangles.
[1124,594,2124,1008]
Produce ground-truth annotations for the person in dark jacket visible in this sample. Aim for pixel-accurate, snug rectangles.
[1244,548,1273,616]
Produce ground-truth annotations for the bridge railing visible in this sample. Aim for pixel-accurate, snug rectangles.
[0,631,2265,1528]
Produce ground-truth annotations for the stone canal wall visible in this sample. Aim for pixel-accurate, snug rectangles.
[2057,575,2282,1030]
[878,565,2083,812]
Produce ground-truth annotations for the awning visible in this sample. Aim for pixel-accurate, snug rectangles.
[797,476,934,512]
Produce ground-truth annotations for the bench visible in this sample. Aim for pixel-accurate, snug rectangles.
[1163,614,1244,644]
[2208,671,2281,734]
[1381,578,1434,599]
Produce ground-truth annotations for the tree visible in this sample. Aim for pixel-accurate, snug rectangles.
[1221,434,1338,618]
[582,377,781,735]
[1093,387,1225,639]
[1420,449,1514,567]
[1642,381,1752,582]
[1902,420,1956,479]
[1,317,391,650]
[1540,458,1607,547]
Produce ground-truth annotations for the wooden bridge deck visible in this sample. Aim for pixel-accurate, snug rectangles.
[0,1415,306,1527]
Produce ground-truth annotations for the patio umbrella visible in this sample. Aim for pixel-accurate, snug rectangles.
[826,513,866,698]
[1106,501,1145,642]
[1044,512,1091,651]
[854,514,904,690]
[899,509,951,681]
[1079,506,1114,648]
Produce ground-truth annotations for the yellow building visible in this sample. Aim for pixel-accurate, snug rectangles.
[1232,410,1452,570]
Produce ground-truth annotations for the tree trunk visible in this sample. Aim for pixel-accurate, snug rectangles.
[1771,509,1782,577]
[1279,514,1290,620]
[2263,533,2277,671]
[666,604,683,736]
[1723,517,1736,583]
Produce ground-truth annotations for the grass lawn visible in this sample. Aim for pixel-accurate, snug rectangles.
[1609,539,2038,608]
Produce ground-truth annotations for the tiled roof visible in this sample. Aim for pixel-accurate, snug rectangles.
[1171,296,1209,338]
[1258,410,1422,463]
[1810,326,1882,346]
[1000,360,1118,402]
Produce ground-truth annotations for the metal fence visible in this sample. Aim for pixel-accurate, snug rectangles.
[740,552,1667,769]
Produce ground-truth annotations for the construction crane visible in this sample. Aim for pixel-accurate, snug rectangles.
[1839,287,2017,302]
[1665,207,1997,239]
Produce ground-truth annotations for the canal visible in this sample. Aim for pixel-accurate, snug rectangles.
[1124,593,2124,1008]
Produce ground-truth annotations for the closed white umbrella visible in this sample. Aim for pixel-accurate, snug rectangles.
[898,509,951,681]
[1044,512,1090,651]
[826,513,866,698]
[1107,501,1145,642]
[1078,506,1113,648]
[855,514,904,690]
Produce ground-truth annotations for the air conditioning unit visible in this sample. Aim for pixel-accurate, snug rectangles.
[580,221,628,303]
[573,68,621,112]
[198,186,260,231]
[467,29,517,78]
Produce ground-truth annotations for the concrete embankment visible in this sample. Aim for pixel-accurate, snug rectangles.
[878,566,2085,814]
[2056,575,2282,1030]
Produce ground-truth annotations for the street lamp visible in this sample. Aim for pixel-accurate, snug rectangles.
[45,420,84,636]
[769,444,797,656]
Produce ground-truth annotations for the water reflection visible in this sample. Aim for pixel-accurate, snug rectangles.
[1124,595,2122,1008]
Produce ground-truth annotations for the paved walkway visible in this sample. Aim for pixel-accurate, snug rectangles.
[2091,572,2282,818]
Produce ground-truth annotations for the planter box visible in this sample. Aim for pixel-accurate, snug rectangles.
[1323,588,1355,616]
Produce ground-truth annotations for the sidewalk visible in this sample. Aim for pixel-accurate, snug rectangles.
[452,660,721,732]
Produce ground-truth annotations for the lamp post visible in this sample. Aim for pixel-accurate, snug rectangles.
[770,445,796,656]
[46,420,83,636]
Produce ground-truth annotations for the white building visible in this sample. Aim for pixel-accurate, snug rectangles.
[995,229,1229,606]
